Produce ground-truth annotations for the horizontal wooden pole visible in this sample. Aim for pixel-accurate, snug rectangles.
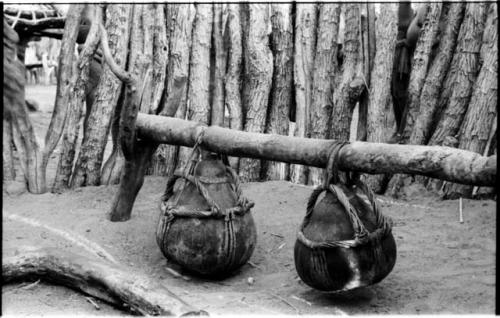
[136,113,496,187]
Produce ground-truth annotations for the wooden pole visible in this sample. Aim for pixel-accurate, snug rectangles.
[135,113,496,187]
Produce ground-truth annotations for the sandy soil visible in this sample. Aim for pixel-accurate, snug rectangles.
[2,85,496,315]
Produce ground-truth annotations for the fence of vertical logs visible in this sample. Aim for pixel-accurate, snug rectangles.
[3,3,498,206]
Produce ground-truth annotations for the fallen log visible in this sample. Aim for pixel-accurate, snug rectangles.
[136,113,496,187]
[2,247,206,316]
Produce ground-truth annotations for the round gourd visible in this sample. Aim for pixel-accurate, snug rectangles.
[294,182,396,292]
[156,153,256,278]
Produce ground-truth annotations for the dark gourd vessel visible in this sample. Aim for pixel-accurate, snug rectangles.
[156,145,256,278]
[294,143,397,291]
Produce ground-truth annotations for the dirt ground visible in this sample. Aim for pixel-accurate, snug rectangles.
[2,85,496,315]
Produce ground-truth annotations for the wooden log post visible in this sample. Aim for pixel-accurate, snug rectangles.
[71,5,132,188]
[3,247,205,316]
[211,3,226,127]
[331,4,364,143]
[149,4,195,177]
[408,3,466,146]
[356,3,376,143]
[224,4,244,170]
[307,4,341,186]
[109,110,495,222]
[265,3,294,181]
[400,3,442,142]
[135,114,496,187]
[443,4,498,199]
[291,4,316,184]
[53,5,102,193]
[176,4,213,170]
[239,4,273,182]
[424,3,488,193]
[364,3,398,193]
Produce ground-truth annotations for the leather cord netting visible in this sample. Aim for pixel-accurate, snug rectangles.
[159,128,254,224]
[4,5,63,29]
[297,142,393,249]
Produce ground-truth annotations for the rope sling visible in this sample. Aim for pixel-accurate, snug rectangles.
[295,141,396,292]
[156,129,256,277]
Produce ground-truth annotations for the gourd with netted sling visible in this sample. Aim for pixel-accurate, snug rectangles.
[294,142,397,291]
[156,134,256,278]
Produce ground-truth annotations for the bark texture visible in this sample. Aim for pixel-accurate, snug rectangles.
[224,4,243,170]
[422,3,488,194]
[101,4,159,186]
[3,119,16,183]
[363,4,397,192]
[409,3,466,146]
[212,4,226,127]
[400,3,442,142]
[176,4,213,171]
[386,3,443,196]
[224,4,243,133]
[444,4,498,199]
[356,3,376,142]
[427,3,488,147]
[149,4,195,176]
[239,4,273,182]
[3,248,204,316]
[53,5,102,192]
[290,4,316,184]
[71,5,132,187]
[331,4,364,142]
[365,3,397,143]
[42,4,85,166]
[307,4,341,186]
[135,113,496,187]
[265,3,294,181]
[3,7,83,194]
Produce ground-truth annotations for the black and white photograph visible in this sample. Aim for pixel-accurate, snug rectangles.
[2,1,497,315]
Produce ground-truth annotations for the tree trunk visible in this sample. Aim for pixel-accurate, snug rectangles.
[3,248,204,316]
[427,3,488,147]
[387,3,443,196]
[211,4,226,127]
[409,3,466,146]
[356,3,376,143]
[53,5,102,193]
[400,3,442,142]
[135,113,496,187]
[443,4,497,199]
[149,4,195,176]
[3,119,16,183]
[224,4,243,171]
[265,3,294,181]
[148,4,169,116]
[390,3,414,138]
[290,3,316,184]
[307,4,341,186]
[71,5,132,187]
[132,3,167,179]
[176,4,213,172]
[424,3,488,193]
[474,124,497,198]
[5,6,83,194]
[364,4,398,193]
[42,4,85,168]
[331,4,364,142]
[101,4,158,186]
[239,4,273,182]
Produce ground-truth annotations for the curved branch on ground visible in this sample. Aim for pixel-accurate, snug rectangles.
[3,247,205,316]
